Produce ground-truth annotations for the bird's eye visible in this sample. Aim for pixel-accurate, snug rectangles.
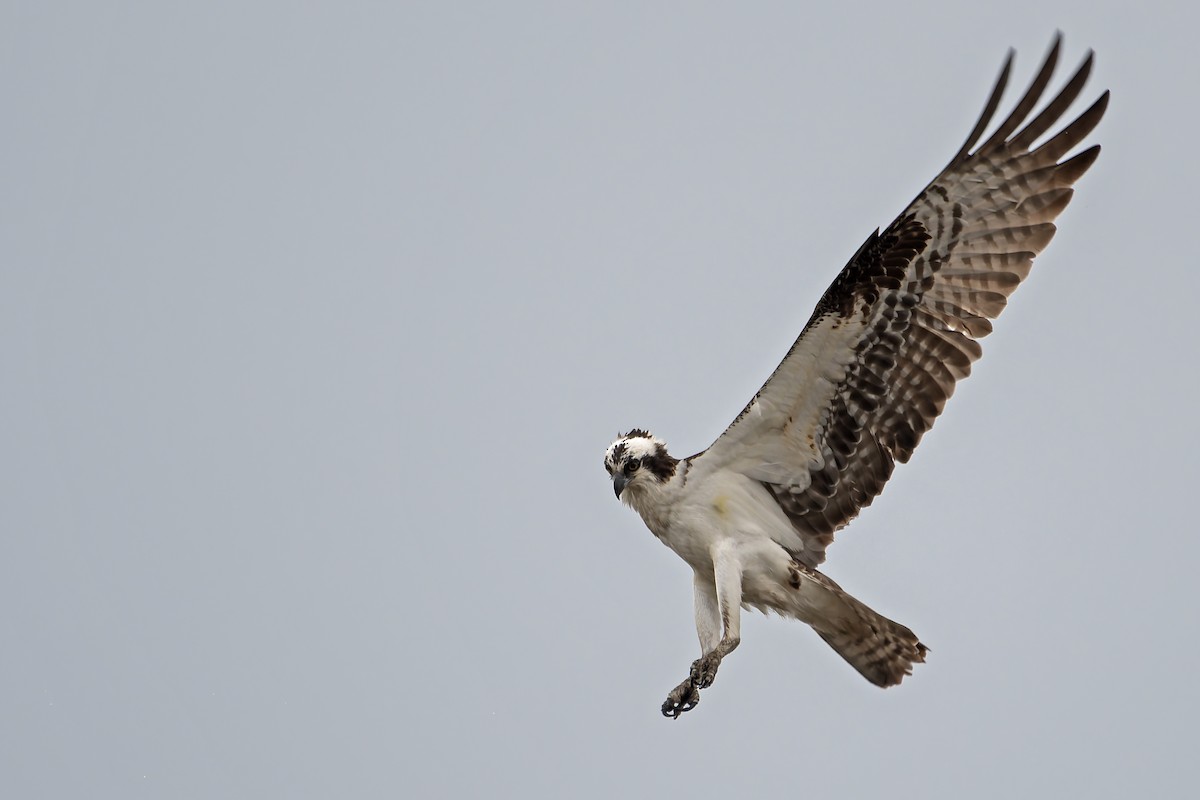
[625,458,641,474]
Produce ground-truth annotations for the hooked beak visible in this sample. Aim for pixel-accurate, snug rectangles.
[613,473,628,498]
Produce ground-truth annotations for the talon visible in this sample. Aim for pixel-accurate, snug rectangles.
[690,654,721,689]
[661,680,701,718]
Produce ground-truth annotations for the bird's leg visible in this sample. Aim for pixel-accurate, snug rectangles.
[661,547,742,718]
[662,575,720,718]
[691,544,741,688]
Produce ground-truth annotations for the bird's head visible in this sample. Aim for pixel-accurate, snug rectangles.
[604,429,678,502]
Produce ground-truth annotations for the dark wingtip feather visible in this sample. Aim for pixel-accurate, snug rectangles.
[949,48,1014,166]
[979,34,1063,151]
[1055,144,1102,184]
[1035,91,1109,162]
[1010,49,1096,150]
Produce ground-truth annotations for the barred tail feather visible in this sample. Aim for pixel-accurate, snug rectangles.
[816,615,928,688]
[789,561,928,687]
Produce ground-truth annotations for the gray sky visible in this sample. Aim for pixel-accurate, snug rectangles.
[4,2,1198,798]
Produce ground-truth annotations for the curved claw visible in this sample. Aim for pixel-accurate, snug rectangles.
[661,680,701,719]
[690,653,721,689]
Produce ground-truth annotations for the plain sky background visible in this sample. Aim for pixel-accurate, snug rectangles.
[3,1,1198,798]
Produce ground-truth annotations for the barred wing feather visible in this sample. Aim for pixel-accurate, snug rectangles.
[690,35,1108,568]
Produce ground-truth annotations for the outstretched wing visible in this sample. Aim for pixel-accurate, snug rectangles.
[690,36,1108,568]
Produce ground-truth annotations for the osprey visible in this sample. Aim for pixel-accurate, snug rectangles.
[604,36,1107,718]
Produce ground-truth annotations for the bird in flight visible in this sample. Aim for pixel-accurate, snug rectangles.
[604,35,1107,718]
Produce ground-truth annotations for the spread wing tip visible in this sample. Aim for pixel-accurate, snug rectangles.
[952,34,1106,168]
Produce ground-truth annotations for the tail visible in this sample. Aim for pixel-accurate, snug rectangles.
[816,620,928,688]
[789,562,928,687]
